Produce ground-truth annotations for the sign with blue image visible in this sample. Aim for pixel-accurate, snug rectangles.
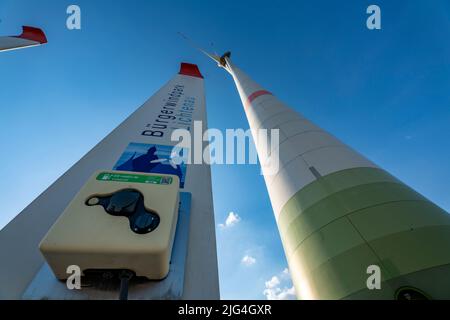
[114,142,188,188]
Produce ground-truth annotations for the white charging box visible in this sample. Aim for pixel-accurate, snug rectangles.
[39,170,179,280]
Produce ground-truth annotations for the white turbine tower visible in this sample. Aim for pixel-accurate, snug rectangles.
[201,48,450,300]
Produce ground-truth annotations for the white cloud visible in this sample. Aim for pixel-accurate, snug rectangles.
[265,276,280,289]
[263,286,296,300]
[241,255,256,266]
[218,211,241,228]
[263,268,296,300]
[281,268,290,278]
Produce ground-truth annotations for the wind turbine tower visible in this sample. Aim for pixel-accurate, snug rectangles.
[207,51,450,300]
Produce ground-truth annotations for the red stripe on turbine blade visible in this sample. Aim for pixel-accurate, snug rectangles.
[14,26,47,44]
[179,63,203,78]
[246,90,272,107]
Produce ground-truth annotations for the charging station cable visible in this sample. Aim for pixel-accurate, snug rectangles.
[118,270,134,300]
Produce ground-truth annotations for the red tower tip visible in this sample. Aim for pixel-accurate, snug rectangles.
[179,63,203,78]
[15,26,47,44]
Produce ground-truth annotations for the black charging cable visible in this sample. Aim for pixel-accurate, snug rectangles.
[118,270,134,300]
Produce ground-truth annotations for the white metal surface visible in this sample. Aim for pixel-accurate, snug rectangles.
[0,37,40,52]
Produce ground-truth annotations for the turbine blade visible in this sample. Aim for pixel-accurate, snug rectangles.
[0,26,47,53]
[177,32,220,64]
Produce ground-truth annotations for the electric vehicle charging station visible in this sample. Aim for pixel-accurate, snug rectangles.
[40,171,180,281]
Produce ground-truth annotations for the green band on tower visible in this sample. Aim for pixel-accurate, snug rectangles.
[278,167,450,299]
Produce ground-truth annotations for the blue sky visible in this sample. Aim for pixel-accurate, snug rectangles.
[1,0,450,299]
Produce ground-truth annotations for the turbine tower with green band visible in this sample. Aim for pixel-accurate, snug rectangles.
[208,52,450,300]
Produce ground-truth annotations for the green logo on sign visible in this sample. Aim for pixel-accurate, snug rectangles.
[96,172,172,185]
